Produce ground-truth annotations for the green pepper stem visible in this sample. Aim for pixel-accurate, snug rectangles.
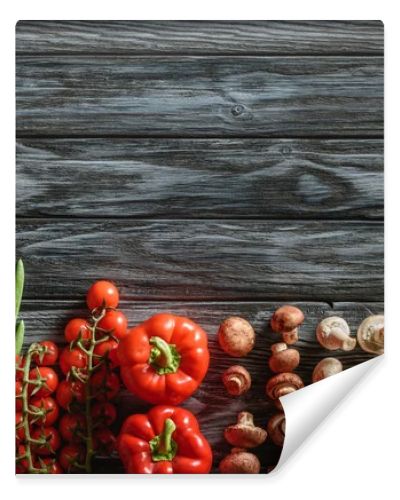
[148,337,181,375]
[149,336,173,368]
[149,418,178,462]
[158,418,176,455]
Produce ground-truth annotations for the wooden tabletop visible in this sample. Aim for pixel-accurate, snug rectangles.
[16,21,384,473]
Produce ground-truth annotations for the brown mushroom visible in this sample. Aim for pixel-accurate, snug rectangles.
[267,413,286,447]
[222,365,251,396]
[316,316,356,351]
[282,329,299,345]
[218,317,255,357]
[270,306,304,345]
[269,343,300,373]
[224,411,267,448]
[219,448,260,474]
[312,357,343,383]
[357,315,384,355]
[266,373,304,409]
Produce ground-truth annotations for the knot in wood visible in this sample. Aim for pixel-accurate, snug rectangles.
[231,104,245,116]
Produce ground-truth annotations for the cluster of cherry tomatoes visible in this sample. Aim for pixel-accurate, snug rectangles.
[16,340,62,473]
[16,281,128,474]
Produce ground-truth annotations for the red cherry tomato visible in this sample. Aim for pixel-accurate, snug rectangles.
[64,318,91,343]
[35,457,63,474]
[91,402,117,425]
[98,310,128,339]
[59,413,87,442]
[29,396,59,427]
[93,339,119,367]
[32,427,61,456]
[59,444,85,472]
[93,427,116,454]
[59,347,88,375]
[16,380,23,411]
[91,369,120,401]
[86,281,119,311]
[16,412,28,442]
[16,444,29,473]
[16,355,25,380]
[28,367,58,398]
[31,341,59,366]
[56,379,85,410]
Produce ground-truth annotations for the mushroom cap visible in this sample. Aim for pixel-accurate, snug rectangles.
[267,413,286,447]
[218,316,255,357]
[224,412,267,448]
[219,448,261,474]
[222,365,251,396]
[270,306,304,333]
[312,357,343,383]
[316,316,356,351]
[269,343,300,373]
[357,315,384,355]
[266,373,304,402]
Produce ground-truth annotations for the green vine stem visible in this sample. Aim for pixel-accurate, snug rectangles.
[17,344,49,474]
[72,307,112,473]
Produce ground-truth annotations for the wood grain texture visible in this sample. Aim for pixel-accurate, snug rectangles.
[16,56,383,138]
[16,21,383,55]
[16,138,383,220]
[16,220,383,302]
[20,299,383,473]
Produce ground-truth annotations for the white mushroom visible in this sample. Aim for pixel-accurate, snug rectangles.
[312,358,343,383]
[357,315,384,355]
[316,317,356,351]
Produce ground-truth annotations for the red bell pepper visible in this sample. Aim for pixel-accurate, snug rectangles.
[118,405,213,474]
[117,313,209,405]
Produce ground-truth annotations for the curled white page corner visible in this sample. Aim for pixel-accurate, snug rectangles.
[270,356,384,474]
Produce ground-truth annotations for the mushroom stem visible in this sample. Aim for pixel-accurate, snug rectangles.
[237,412,254,426]
[226,375,243,393]
[222,365,251,396]
[325,326,356,351]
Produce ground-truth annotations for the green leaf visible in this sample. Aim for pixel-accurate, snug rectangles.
[16,320,25,356]
[16,259,24,320]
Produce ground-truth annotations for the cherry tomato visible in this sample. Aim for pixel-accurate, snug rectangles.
[59,444,85,472]
[16,444,29,473]
[31,341,59,366]
[16,355,25,380]
[56,379,85,410]
[35,457,63,474]
[98,310,128,339]
[32,426,61,456]
[64,318,91,343]
[93,427,116,454]
[29,396,59,427]
[59,347,88,375]
[59,413,86,442]
[28,367,58,398]
[93,339,119,367]
[90,369,120,401]
[91,402,117,425]
[16,412,28,443]
[16,380,23,411]
[86,281,119,311]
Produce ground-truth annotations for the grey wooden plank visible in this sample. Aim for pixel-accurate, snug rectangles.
[16,56,383,138]
[16,138,383,220]
[16,220,383,302]
[16,21,383,55]
[19,299,383,473]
